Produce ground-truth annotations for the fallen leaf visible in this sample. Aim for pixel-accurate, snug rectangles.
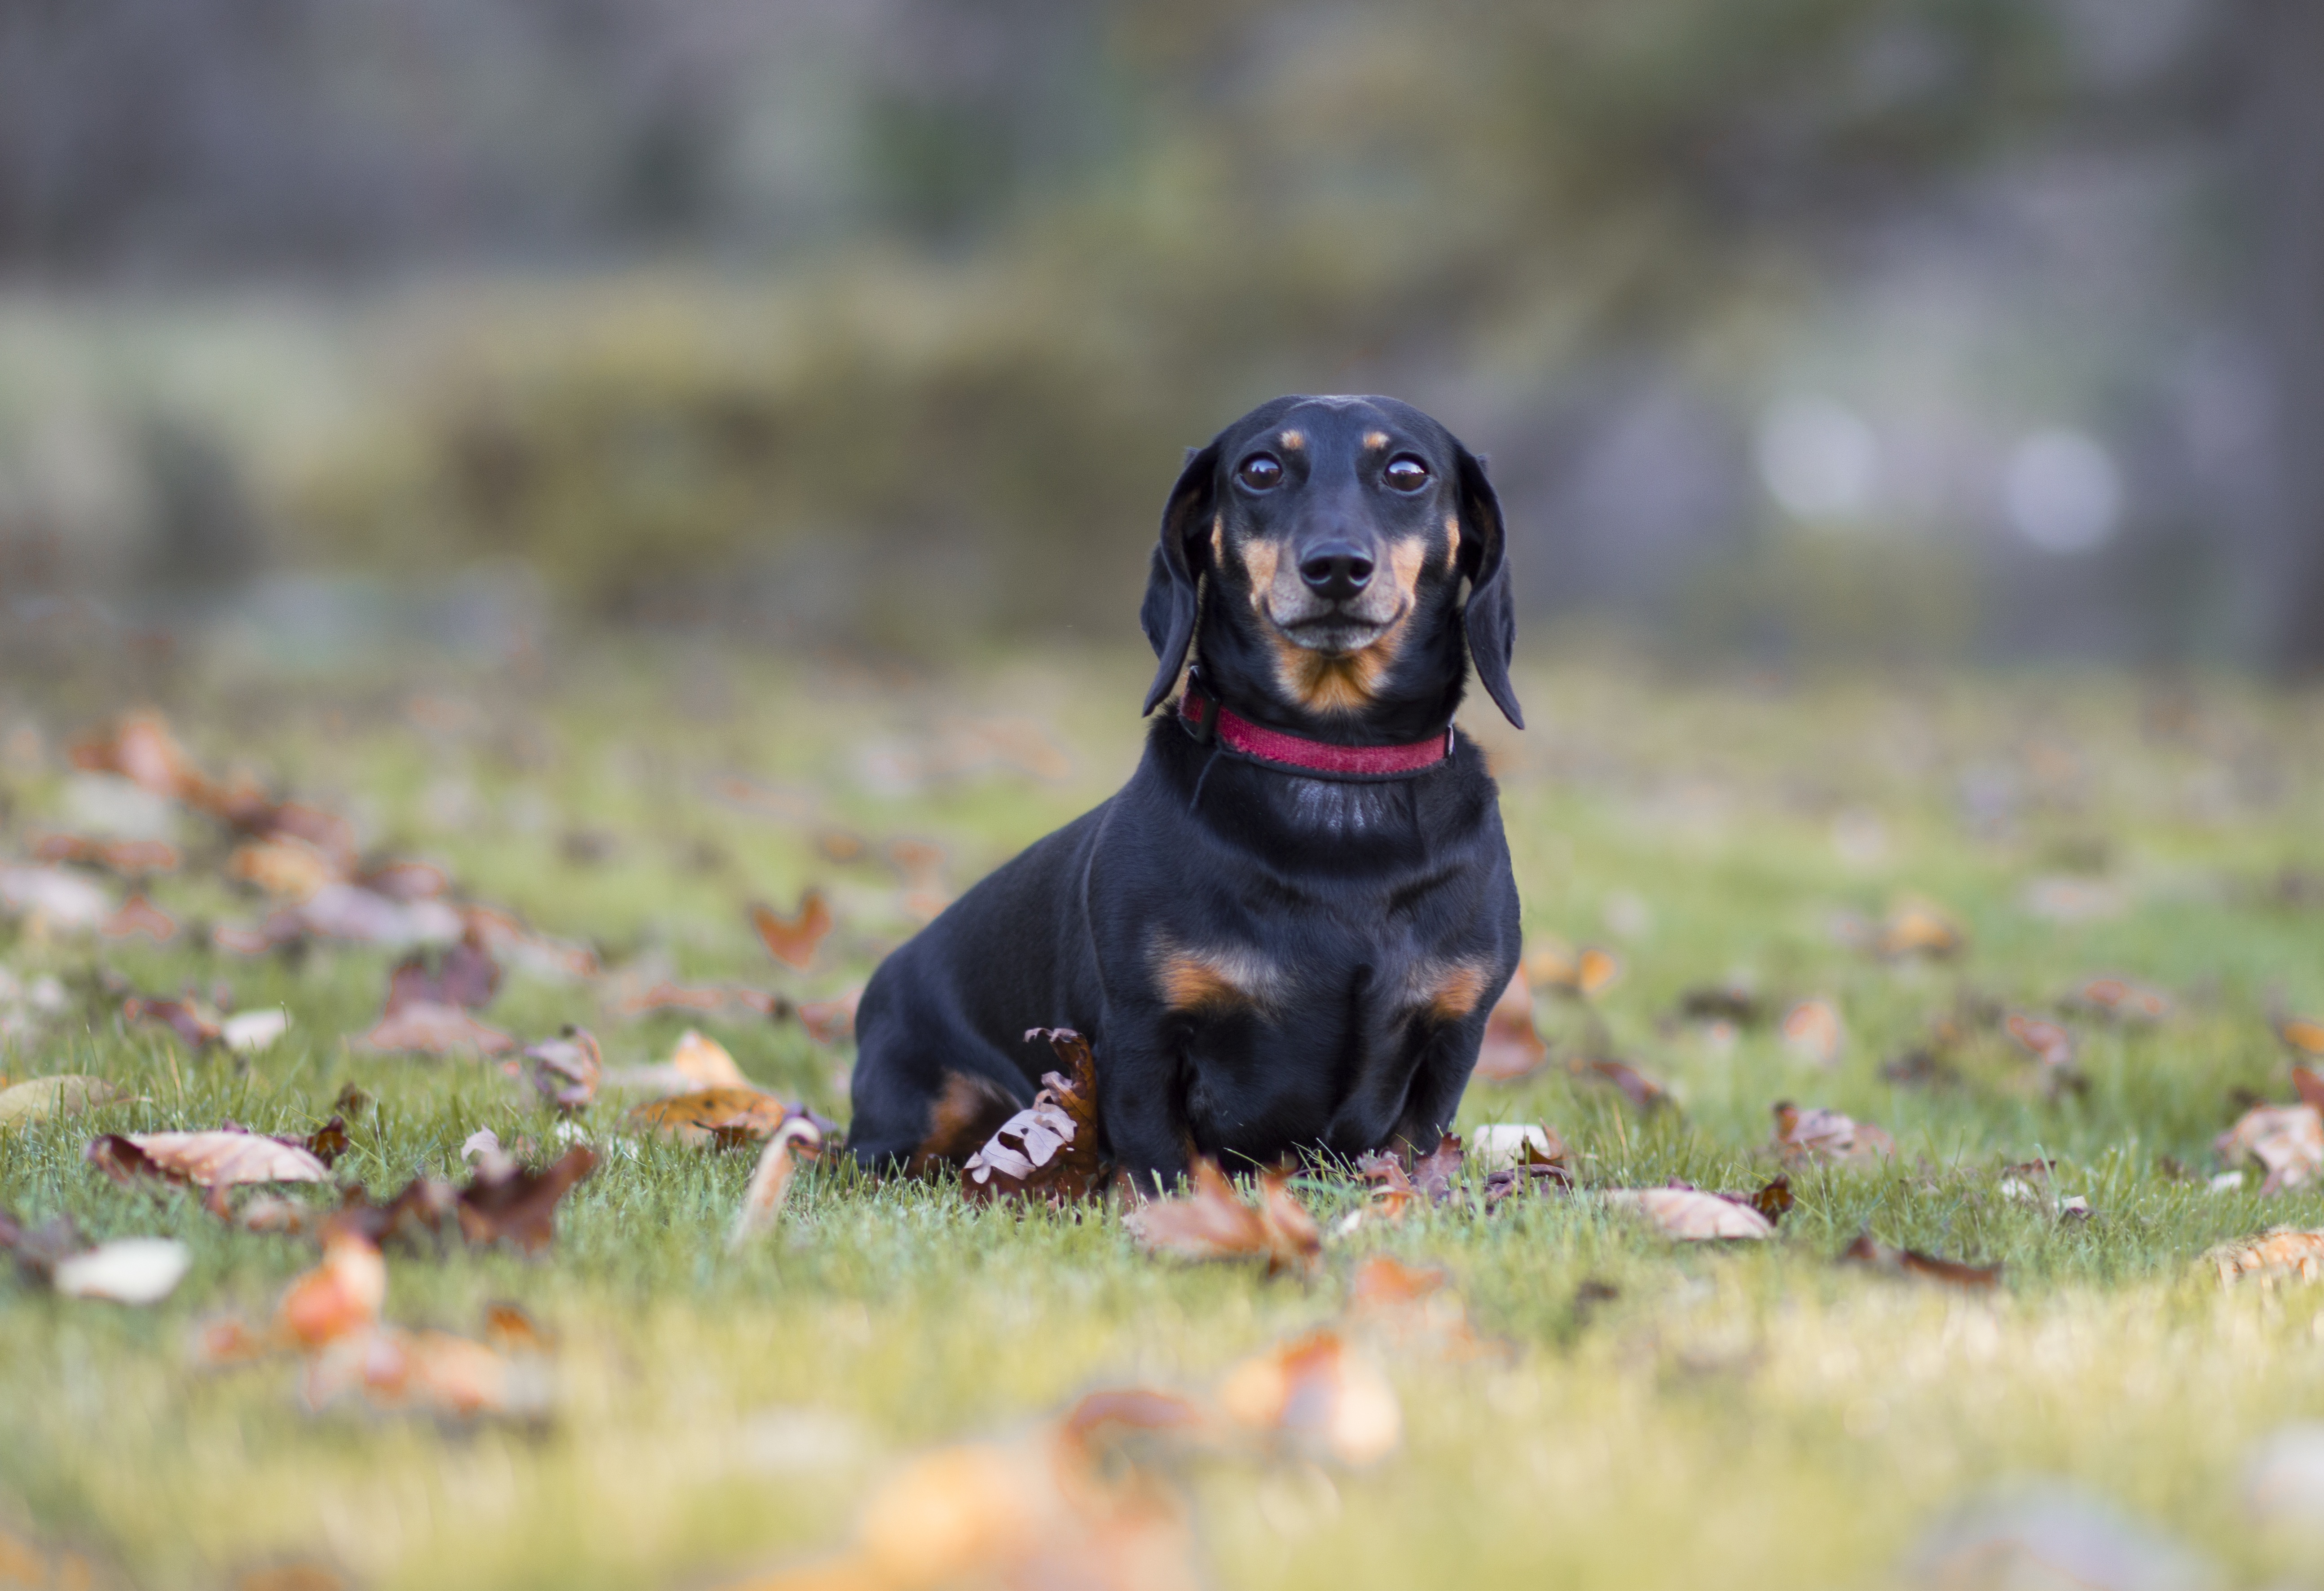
[750,890,832,970]
[461,904,599,983]
[1875,898,1966,959]
[670,1028,750,1089]
[88,1128,330,1187]
[1779,998,1845,1068]
[524,1028,602,1111]
[1600,1187,1775,1240]
[100,892,177,943]
[386,941,501,1014]
[0,1074,129,1129]
[1677,984,1764,1024]
[2006,1011,2078,1069]
[1470,1123,1565,1172]
[227,836,343,901]
[1216,1329,1400,1465]
[362,858,451,901]
[2297,1068,2324,1114]
[454,1147,597,1253]
[730,1117,825,1248]
[123,994,223,1048]
[1354,1154,1417,1222]
[1573,1057,1668,1110]
[2210,1229,2324,1285]
[2276,1013,2324,1061]
[1481,1139,1572,1212]
[1525,941,1624,999]
[2070,976,2171,1023]
[1749,1175,1796,1223]
[1840,1231,2001,1289]
[1344,1255,1494,1360]
[302,1116,352,1166]
[629,1087,799,1147]
[0,1209,86,1281]
[278,1235,387,1347]
[304,1325,551,1419]
[32,833,181,875]
[1409,1135,1464,1206]
[605,979,779,1023]
[2216,1102,2324,1194]
[1126,1160,1320,1275]
[1774,1102,1897,1165]
[355,1001,516,1056]
[222,1008,290,1055]
[53,1237,193,1305]
[482,1302,552,1354]
[1472,971,1549,1081]
[961,1029,1107,1205]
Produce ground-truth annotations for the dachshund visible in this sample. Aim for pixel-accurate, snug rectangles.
[845,393,1523,1192]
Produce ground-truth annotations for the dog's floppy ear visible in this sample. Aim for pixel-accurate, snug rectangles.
[1454,444,1524,730]
[1140,440,1221,715]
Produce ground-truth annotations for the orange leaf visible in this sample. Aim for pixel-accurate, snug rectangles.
[2217,1102,2324,1194]
[1125,1160,1318,1275]
[98,893,177,943]
[1779,998,1844,1067]
[628,1087,797,1147]
[278,1235,386,1348]
[670,1028,750,1089]
[751,890,832,970]
[1216,1329,1400,1465]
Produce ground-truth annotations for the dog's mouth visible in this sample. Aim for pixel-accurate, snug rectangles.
[1264,602,1407,655]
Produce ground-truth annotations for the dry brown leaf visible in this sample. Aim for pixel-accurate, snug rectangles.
[605,978,779,1023]
[100,893,177,943]
[1773,1101,1897,1166]
[1571,1057,1669,1110]
[454,1147,597,1253]
[1216,1328,1400,1465]
[628,1087,799,1147]
[523,1028,602,1112]
[32,833,181,875]
[1408,1135,1465,1205]
[386,941,501,1015]
[278,1235,387,1348]
[1124,1160,1319,1275]
[2217,1101,2324,1194]
[303,1325,550,1419]
[1355,1154,1417,1222]
[1840,1231,2001,1289]
[796,989,860,1045]
[355,1001,516,1056]
[1779,998,1844,1068]
[2276,1013,2324,1060]
[0,1074,129,1129]
[2070,976,2171,1022]
[670,1028,750,1089]
[962,1029,1107,1204]
[227,836,343,901]
[87,1128,330,1188]
[2210,1229,2324,1285]
[729,1117,824,1249]
[750,890,833,970]
[2006,1011,2078,1069]
[122,994,223,1048]
[1472,971,1548,1081]
[1601,1186,1775,1240]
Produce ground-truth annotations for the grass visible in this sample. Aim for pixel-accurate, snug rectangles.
[6,639,2324,1590]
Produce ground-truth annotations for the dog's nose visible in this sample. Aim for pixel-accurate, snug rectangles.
[1298,544,1375,600]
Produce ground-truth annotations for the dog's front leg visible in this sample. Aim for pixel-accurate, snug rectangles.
[1385,1029,1480,1159]
[1094,1023,1194,1196]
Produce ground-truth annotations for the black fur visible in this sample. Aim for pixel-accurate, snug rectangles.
[848,394,1523,1191]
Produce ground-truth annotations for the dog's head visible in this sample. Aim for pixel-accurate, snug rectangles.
[1140,395,1522,738]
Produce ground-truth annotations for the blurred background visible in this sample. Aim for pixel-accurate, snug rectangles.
[2,0,2320,676]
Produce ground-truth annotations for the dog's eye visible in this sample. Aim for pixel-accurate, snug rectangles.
[1383,456,1430,492]
[1235,453,1283,491]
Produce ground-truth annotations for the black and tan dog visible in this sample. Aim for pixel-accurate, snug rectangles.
[845,394,1523,1191]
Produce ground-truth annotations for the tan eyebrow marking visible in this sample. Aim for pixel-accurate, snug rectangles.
[1279,430,1305,450]
[1362,431,1391,451]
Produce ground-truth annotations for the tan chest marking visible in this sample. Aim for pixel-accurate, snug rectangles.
[1153,937,1282,1014]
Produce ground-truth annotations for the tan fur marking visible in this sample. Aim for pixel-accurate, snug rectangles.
[1211,514,1224,566]
[1279,430,1305,450]
[911,1070,1017,1171]
[1423,961,1493,1021]
[1444,513,1462,571]
[1263,541,1425,715]
[1242,539,1281,605]
[1153,938,1280,1013]
[1362,431,1390,451]
[1387,535,1426,605]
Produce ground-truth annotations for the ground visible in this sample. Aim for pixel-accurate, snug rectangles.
[4,637,2324,1591]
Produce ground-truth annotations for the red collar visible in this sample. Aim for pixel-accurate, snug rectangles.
[1178,678,1452,777]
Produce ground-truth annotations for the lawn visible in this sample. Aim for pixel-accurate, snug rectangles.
[4,637,2324,1591]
